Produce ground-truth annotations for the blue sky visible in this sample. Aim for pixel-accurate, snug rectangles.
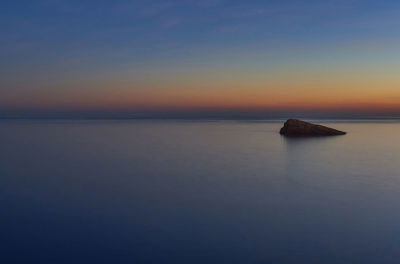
[2,0,400,117]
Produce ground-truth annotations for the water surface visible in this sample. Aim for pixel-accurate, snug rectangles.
[1,120,400,263]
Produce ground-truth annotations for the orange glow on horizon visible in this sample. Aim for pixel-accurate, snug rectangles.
[3,89,400,113]
[2,70,400,113]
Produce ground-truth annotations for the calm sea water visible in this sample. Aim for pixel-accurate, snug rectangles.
[1,120,400,264]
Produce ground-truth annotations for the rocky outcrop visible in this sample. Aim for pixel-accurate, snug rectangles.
[280,119,346,137]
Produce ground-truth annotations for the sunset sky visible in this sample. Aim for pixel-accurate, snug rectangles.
[2,0,400,118]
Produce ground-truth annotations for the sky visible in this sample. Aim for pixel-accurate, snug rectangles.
[1,0,400,118]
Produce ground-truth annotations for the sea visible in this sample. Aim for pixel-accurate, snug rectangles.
[1,119,400,263]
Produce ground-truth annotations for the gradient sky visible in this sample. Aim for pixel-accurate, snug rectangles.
[2,0,400,117]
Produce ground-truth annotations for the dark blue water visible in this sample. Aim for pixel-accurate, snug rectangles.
[1,120,400,263]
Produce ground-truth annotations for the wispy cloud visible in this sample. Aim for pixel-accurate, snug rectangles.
[39,0,83,14]
[186,0,224,8]
[116,1,176,18]
[161,17,182,28]
[222,7,274,18]
[217,25,242,33]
